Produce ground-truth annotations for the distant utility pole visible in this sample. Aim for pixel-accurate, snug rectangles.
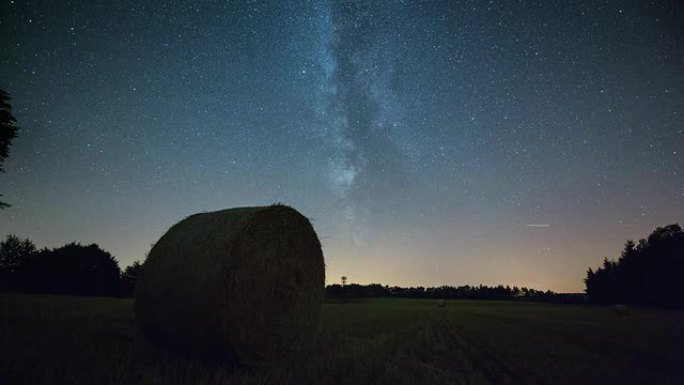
[341,276,347,287]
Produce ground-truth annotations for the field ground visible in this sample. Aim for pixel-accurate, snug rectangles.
[0,294,682,385]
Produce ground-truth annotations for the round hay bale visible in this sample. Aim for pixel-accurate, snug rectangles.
[134,205,325,363]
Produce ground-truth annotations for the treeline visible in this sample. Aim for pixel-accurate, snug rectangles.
[324,283,582,304]
[585,224,683,308]
[0,235,142,297]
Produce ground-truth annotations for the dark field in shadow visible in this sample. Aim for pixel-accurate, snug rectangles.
[1,294,682,385]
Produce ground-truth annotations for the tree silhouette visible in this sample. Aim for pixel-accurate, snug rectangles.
[0,234,36,290]
[16,242,123,296]
[121,260,143,297]
[0,234,152,297]
[0,89,20,209]
[585,224,684,308]
[324,282,564,302]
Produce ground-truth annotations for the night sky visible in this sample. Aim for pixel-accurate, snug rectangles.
[1,1,682,292]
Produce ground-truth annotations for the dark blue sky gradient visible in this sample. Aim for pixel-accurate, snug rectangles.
[1,0,682,291]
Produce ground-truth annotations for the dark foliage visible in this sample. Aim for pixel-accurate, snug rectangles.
[326,283,388,301]
[121,260,142,297]
[15,243,123,296]
[325,282,570,303]
[0,88,20,208]
[584,224,684,308]
[0,235,36,290]
[0,235,142,297]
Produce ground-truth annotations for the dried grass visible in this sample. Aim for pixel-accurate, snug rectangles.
[134,205,325,364]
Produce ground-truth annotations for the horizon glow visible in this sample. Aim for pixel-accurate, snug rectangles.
[0,0,682,292]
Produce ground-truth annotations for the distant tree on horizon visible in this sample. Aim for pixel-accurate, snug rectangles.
[0,88,20,209]
[324,281,561,303]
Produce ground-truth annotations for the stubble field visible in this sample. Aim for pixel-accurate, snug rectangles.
[0,294,682,385]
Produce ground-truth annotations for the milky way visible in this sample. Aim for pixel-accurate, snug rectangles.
[1,0,682,291]
[313,1,415,244]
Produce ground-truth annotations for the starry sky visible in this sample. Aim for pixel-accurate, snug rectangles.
[1,0,682,292]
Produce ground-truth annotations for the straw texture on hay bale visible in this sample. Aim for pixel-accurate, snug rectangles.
[134,205,325,363]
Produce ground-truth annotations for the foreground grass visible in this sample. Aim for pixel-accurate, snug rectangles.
[0,294,682,385]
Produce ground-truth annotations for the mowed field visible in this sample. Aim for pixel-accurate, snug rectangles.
[1,294,682,385]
